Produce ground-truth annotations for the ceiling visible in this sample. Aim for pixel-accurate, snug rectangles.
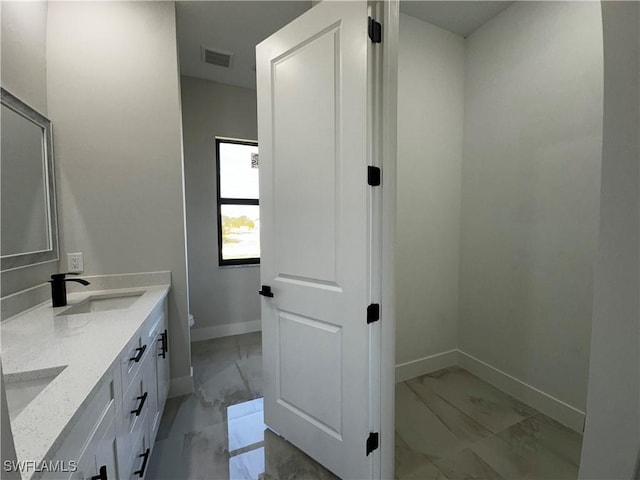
[176,1,311,90]
[399,1,515,37]
[176,1,515,91]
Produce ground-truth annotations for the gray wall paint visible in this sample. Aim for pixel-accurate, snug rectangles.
[459,2,603,411]
[181,76,260,336]
[0,1,47,114]
[46,1,191,382]
[0,1,59,298]
[580,2,639,477]
[396,13,464,366]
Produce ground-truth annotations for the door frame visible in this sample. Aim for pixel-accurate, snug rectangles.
[256,1,398,476]
[373,1,399,478]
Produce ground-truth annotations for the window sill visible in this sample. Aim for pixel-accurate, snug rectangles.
[218,263,261,269]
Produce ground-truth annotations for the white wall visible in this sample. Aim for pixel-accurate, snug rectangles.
[1,1,47,115]
[579,2,639,478]
[458,1,603,414]
[0,1,60,297]
[395,13,464,378]
[180,76,261,341]
[46,2,191,387]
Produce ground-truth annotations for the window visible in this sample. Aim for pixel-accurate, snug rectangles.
[216,138,260,266]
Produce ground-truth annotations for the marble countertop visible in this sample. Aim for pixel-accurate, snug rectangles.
[1,283,170,477]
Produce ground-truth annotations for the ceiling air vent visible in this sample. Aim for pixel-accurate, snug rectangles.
[201,46,234,68]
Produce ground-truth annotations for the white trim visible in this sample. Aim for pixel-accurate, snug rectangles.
[215,135,258,144]
[379,1,399,478]
[395,350,458,383]
[190,319,261,342]
[394,349,585,433]
[367,2,384,478]
[168,368,194,398]
[457,350,586,433]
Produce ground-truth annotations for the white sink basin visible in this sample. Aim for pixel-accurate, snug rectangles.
[4,366,66,421]
[59,292,143,316]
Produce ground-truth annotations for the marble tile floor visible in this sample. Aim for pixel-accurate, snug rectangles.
[147,332,582,480]
[146,332,338,480]
[396,366,583,480]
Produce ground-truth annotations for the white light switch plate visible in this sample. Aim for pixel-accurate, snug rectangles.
[67,253,84,273]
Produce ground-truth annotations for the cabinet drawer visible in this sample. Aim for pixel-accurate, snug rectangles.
[116,354,154,477]
[144,303,163,342]
[120,298,165,395]
[119,332,146,396]
[50,369,116,473]
[64,414,117,480]
[153,309,170,437]
[120,368,149,441]
[127,426,152,480]
[93,418,118,480]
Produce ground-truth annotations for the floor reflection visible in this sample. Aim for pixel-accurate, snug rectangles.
[146,332,337,480]
[227,398,266,480]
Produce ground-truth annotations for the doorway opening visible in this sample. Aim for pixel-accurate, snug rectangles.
[394,1,603,478]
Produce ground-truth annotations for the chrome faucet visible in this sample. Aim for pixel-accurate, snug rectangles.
[49,273,91,307]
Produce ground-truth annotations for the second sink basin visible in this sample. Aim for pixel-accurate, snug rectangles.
[59,292,144,316]
[4,366,67,421]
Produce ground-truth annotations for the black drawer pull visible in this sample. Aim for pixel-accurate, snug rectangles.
[258,285,274,297]
[130,344,147,363]
[163,328,168,353]
[158,329,168,358]
[90,465,107,480]
[134,448,150,478]
[131,392,148,416]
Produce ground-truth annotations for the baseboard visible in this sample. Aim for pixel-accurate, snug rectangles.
[190,319,262,342]
[457,350,585,433]
[395,349,458,383]
[168,368,193,398]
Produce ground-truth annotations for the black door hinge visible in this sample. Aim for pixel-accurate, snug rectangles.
[366,432,379,456]
[367,303,380,324]
[368,166,381,186]
[368,17,382,43]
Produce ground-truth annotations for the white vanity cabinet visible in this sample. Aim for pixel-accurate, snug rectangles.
[93,418,118,480]
[116,298,169,480]
[70,418,117,480]
[73,415,118,480]
[126,419,152,480]
[147,300,169,443]
[44,296,170,480]
[125,301,170,480]
[47,365,120,480]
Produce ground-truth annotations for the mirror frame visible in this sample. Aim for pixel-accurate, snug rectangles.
[1,88,59,271]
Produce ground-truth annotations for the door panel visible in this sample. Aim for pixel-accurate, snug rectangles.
[278,311,342,436]
[257,1,373,478]
[272,25,339,284]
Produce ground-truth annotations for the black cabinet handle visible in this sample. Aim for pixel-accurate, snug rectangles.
[134,448,150,478]
[90,465,107,480]
[131,392,148,416]
[158,329,168,358]
[158,332,165,359]
[163,329,168,353]
[258,285,274,297]
[130,345,147,363]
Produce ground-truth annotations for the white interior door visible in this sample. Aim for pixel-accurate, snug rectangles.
[256,2,377,478]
